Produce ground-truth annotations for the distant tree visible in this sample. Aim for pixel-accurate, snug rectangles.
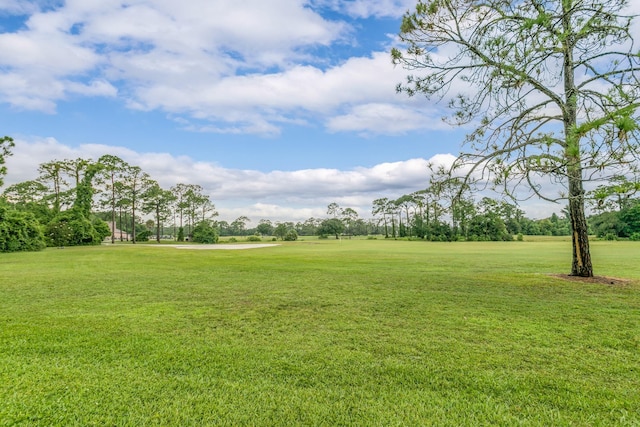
[273,223,289,240]
[142,183,176,243]
[318,218,345,239]
[183,184,208,236]
[589,210,627,238]
[394,195,415,237]
[341,207,359,235]
[3,180,49,206]
[217,220,230,236]
[114,181,130,241]
[393,0,640,276]
[97,155,128,244]
[299,217,321,236]
[37,160,69,213]
[230,216,250,236]
[2,180,52,223]
[327,202,342,218]
[469,198,512,241]
[256,219,274,236]
[619,201,640,236]
[120,165,153,243]
[0,136,14,188]
[60,158,92,190]
[171,183,190,233]
[351,218,369,236]
[197,197,217,223]
[372,198,391,238]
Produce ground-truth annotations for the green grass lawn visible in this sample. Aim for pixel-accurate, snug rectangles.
[1,239,638,426]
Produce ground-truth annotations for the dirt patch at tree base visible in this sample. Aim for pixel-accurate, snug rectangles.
[549,274,633,286]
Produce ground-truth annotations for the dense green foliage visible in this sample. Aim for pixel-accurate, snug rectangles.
[45,209,110,247]
[318,218,345,239]
[0,135,14,188]
[283,228,298,241]
[0,202,45,252]
[0,240,638,424]
[589,199,640,239]
[192,221,219,244]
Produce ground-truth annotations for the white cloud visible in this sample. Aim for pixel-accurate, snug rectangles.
[0,0,441,136]
[327,102,448,135]
[132,51,425,135]
[0,0,39,14]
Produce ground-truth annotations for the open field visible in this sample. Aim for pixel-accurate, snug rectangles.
[1,239,639,426]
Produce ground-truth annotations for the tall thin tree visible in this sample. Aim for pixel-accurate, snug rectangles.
[393,0,640,276]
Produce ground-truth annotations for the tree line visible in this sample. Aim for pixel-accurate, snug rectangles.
[0,145,219,251]
[2,138,639,253]
[0,139,563,252]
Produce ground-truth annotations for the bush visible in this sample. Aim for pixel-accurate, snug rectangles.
[604,233,618,241]
[284,229,298,241]
[136,230,151,241]
[45,210,104,247]
[177,227,185,242]
[93,218,111,241]
[517,233,524,241]
[630,233,640,241]
[0,205,46,252]
[192,221,219,244]
[246,235,262,242]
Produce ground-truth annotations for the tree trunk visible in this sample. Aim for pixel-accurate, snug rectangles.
[568,169,593,276]
[131,198,136,244]
[110,175,115,244]
[563,2,593,277]
[156,204,161,243]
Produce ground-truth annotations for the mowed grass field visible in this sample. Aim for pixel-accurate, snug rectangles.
[0,239,638,426]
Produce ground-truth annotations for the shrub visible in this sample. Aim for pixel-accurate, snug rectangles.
[629,233,640,241]
[192,222,219,244]
[0,205,46,252]
[247,235,262,242]
[284,229,298,241]
[45,210,104,247]
[177,227,185,242]
[517,233,524,241]
[93,218,111,241]
[136,230,151,241]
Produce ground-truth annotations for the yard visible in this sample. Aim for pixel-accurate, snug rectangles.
[1,238,638,425]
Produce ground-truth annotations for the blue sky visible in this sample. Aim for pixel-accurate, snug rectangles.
[0,0,556,222]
